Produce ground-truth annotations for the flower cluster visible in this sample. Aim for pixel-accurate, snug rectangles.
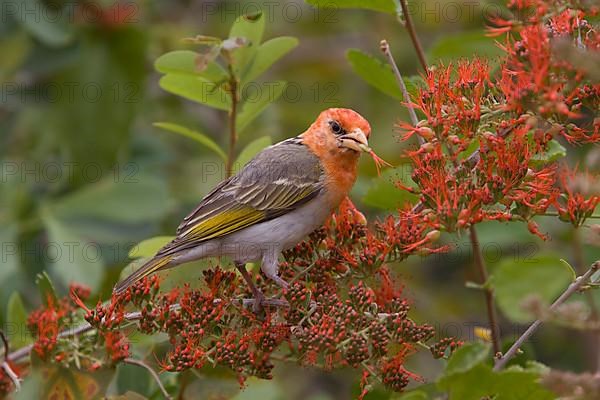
[398,0,599,239]
[5,205,458,398]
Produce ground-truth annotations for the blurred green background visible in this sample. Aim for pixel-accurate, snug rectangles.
[1,0,598,398]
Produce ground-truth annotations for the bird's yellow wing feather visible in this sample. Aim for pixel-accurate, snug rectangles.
[156,139,324,257]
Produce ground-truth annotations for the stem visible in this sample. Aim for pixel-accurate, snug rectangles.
[124,357,172,400]
[225,64,239,177]
[1,330,21,391]
[469,225,502,355]
[397,0,428,71]
[494,260,600,371]
[573,229,600,371]
[380,40,425,144]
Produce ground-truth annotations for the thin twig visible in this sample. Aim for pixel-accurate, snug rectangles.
[288,261,318,286]
[470,226,501,355]
[124,357,172,399]
[380,41,420,127]
[225,64,239,177]
[0,330,21,391]
[396,0,428,71]
[494,260,600,371]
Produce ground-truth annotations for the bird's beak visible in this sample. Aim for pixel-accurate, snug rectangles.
[338,128,370,153]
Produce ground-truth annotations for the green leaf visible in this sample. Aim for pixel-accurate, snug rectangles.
[363,167,418,210]
[16,0,74,46]
[154,50,228,83]
[428,30,503,62]
[31,361,115,400]
[159,74,231,111]
[438,343,554,400]
[6,292,33,349]
[347,49,419,100]
[234,136,272,173]
[0,32,31,80]
[493,367,554,400]
[229,12,265,75]
[242,37,298,84]
[41,211,104,291]
[439,364,495,399]
[154,122,226,160]
[305,0,396,14]
[231,378,282,400]
[107,392,148,400]
[493,255,574,323]
[530,139,567,166]
[35,271,58,306]
[129,236,175,259]
[559,259,578,282]
[0,224,19,282]
[392,390,429,399]
[442,342,491,378]
[237,81,286,133]
[47,176,170,224]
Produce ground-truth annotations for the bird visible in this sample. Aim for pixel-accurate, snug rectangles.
[113,108,372,311]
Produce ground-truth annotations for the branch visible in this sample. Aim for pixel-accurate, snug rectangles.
[380,40,424,145]
[494,260,600,371]
[396,0,428,71]
[225,63,239,178]
[124,357,172,400]
[470,226,501,355]
[1,330,21,391]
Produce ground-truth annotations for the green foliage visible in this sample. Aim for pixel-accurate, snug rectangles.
[6,292,32,349]
[530,139,567,166]
[159,74,231,110]
[229,12,266,76]
[231,378,283,400]
[129,236,174,259]
[305,0,397,14]
[154,122,227,160]
[31,356,116,400]
[437,343,554,399]
[35,272,58,306]
[154,50,228,82]
[155,10,297,165]
[237,81,286,133]
[16,0,74,46]
[362,167,418,210]
[428,31,504,62]
[242,37,299,85]
[492,255,574,323]
[441,342,490,378]
[347,49,420,100]
[41,211,104,291]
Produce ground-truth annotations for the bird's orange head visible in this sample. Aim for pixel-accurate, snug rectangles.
[301,108,372,204]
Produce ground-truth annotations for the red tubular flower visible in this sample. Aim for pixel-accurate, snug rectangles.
[103,331,130,363]
[555,167,600,227]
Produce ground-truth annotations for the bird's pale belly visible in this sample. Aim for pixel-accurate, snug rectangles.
[174,193,333,264]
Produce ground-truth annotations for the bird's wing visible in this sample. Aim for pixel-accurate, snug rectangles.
[157,138,324,257]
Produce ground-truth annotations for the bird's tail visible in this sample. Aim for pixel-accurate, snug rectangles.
[113,255,173,295]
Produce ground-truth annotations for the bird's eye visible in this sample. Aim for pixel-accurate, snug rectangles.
[329,120,343,135]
